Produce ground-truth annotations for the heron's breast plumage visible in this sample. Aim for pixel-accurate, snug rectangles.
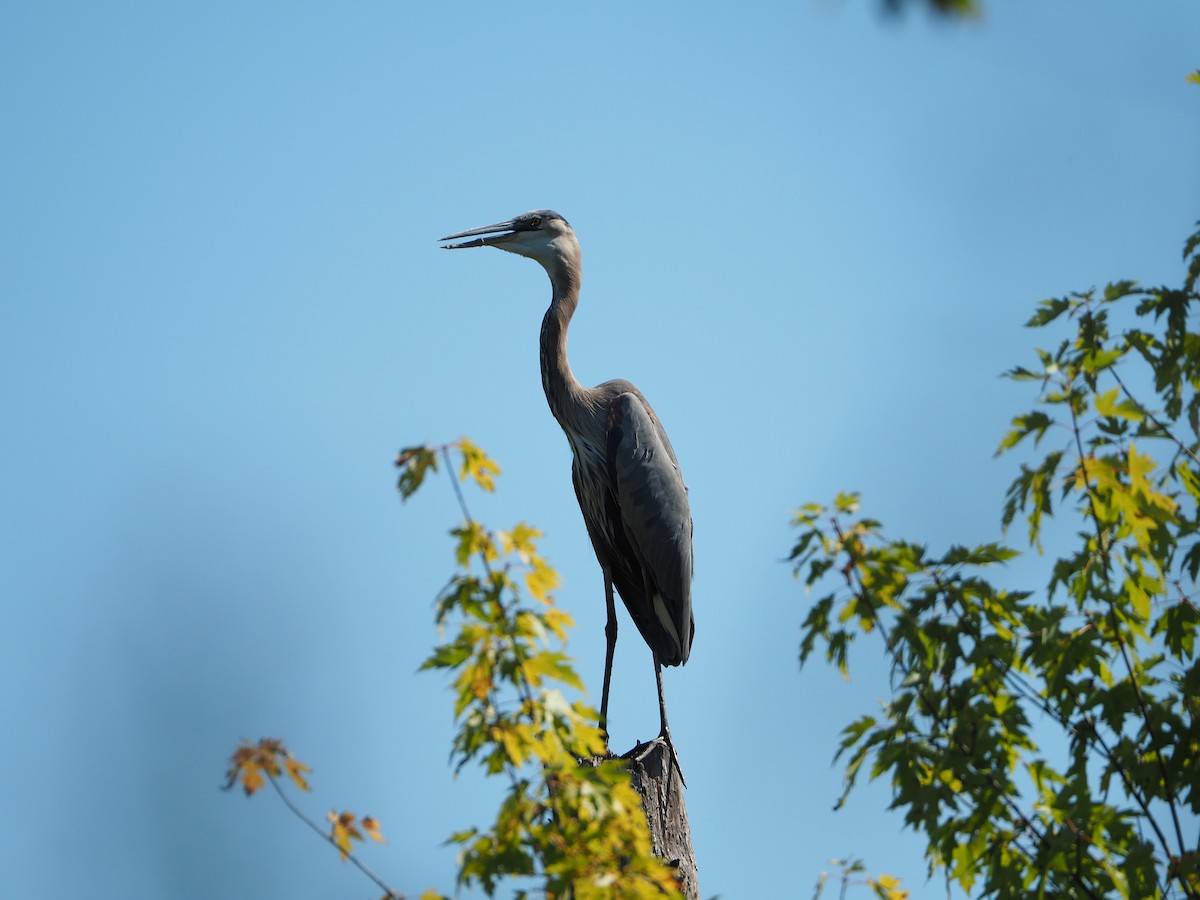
[567,429,616,541]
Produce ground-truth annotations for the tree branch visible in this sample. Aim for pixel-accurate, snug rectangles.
[266,772,403,900]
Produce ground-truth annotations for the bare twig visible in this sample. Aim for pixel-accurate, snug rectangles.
[1110,367,1200,467]
[266,772,403,900]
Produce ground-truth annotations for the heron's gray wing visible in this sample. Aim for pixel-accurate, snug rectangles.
[607,392,694,664]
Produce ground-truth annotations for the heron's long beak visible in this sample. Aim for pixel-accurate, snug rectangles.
[440,220,519,250]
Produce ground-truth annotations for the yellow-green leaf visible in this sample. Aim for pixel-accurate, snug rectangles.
[1128,443,1176,513]
[457,437,501,493]
[327,810,361,861]
[870,873,910,900]
[1094,388,1144,422]
[284,757,311,792]
[526,559,560,603]
[542,607,573,640]
[507,522,541,557]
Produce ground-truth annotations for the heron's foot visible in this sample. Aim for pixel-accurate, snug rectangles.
[622,731,687,789]
[659,726,687,790]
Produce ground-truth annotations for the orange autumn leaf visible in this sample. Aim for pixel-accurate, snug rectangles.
[224,740,276,796]
[361,815,387,844]
[240,762,266,795]
[284,757,311,792]
[224,738,309,797]
[327,810,362,861]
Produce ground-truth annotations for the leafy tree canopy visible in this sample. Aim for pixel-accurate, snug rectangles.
[794,220,1200,898]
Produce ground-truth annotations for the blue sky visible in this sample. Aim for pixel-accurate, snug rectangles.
[2,3,1198,898]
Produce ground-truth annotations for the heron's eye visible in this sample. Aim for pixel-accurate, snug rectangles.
[529,216,542,228]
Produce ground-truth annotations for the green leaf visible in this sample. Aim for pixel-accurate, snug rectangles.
[1184,219,1200,291]
[1003,364,1048,382]
[833,492,861,514]
[1102,279,1140,302]
[1093,388,1145,423]
[522,650,584,691]
[1079,347,1124,375]
[1026,296,1071,328]
[421,642,473,671]
[940,542,1020,566]
[1154,598,1199,658]
[396,445,439,500]
[996,411,1053,454]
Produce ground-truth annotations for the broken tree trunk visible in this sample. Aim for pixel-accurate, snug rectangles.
[626,739,699,900]
[583,738,699,899]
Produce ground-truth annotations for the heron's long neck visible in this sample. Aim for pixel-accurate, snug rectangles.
[539,260,590,432]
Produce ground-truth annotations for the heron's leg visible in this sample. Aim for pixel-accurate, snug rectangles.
[654,653,687,788]
[599,571,618,744]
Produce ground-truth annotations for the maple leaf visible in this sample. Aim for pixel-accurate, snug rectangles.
[395,444,439,500]
[871,874,911,900]
[525,558,560,604]
[456,437,501,492]
[328,810,363,861]
[224,739,275,796]
[224,738,310,797]
[361,815,387,844]
[285,757,312,792]
[240,762,266,795]
[256,737,286,773]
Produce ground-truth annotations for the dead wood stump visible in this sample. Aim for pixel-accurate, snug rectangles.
[582,738,698,899]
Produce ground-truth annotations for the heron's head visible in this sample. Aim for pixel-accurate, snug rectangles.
[440,210,577,271]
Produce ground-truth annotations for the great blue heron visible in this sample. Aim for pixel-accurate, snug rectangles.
[441,209,694,756]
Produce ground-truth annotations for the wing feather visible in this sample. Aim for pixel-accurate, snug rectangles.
[607,392,694,664]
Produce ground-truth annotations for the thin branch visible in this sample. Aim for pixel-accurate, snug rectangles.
[442,445,480,542]
[1069,398,1112,578]
[440,444,535,709]
[438,443,579,876]
[266,772,403,900]
[1109,367,1200,467]
[996,660,1173,897]
[439,444,531,799]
